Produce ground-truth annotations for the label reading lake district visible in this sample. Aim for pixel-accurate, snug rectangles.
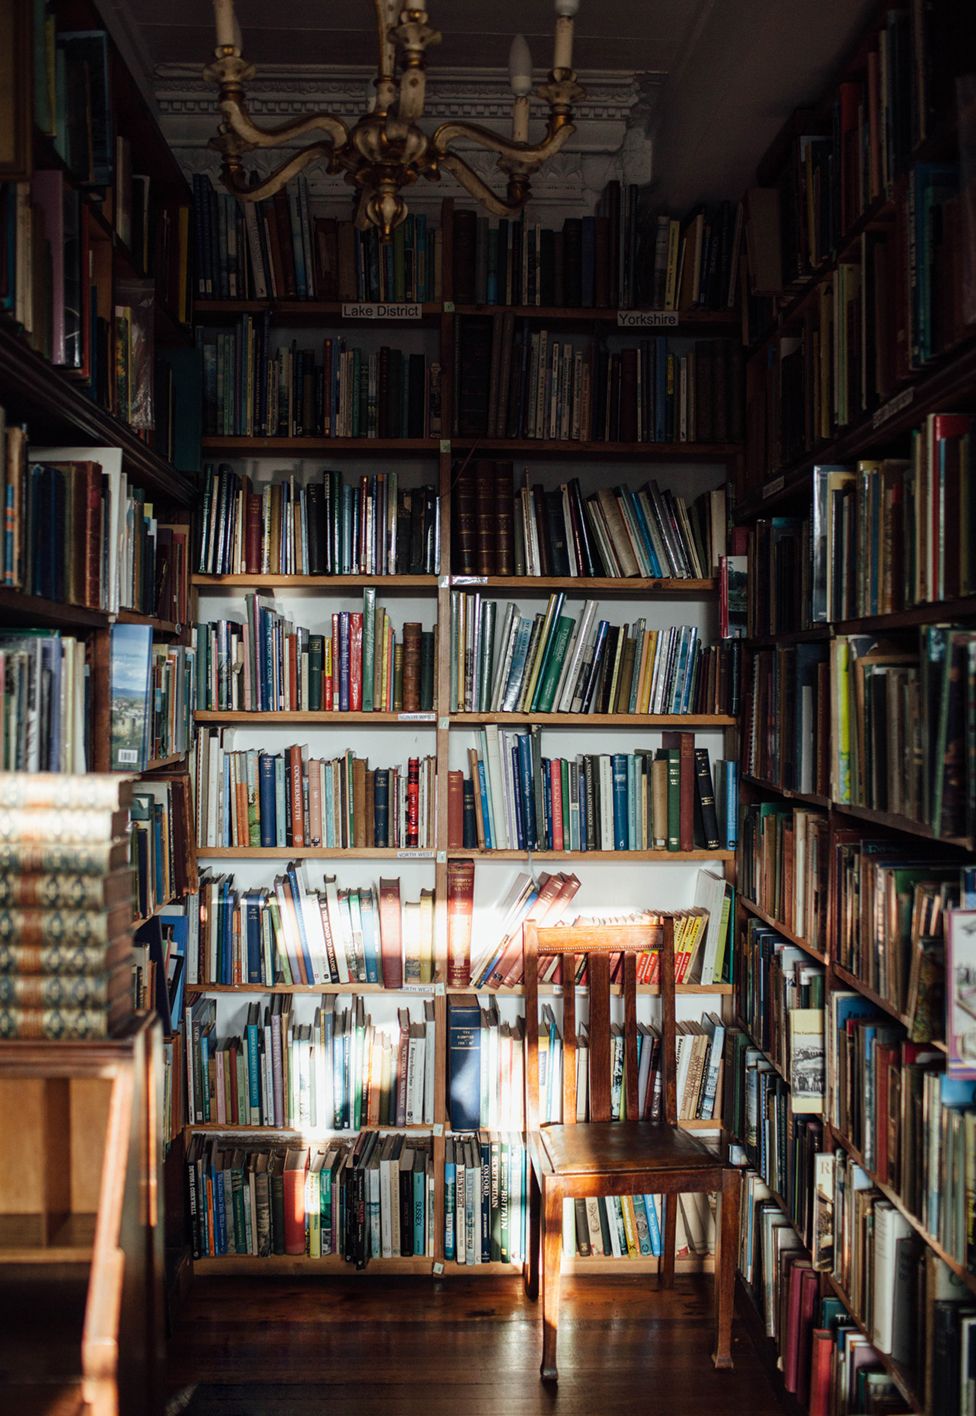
[617,309,679,328]
[341,301,422,320]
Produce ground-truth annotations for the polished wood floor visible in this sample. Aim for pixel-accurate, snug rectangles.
[167,1275,786,1415]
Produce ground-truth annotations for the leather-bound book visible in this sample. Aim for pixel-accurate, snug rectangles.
[452,458,477,575]
[401,621,422,712]
[446,858,475,987]
[377,877,403,989]
[453,209,477,303]
[494,461,515,575]
[475,459,496,575]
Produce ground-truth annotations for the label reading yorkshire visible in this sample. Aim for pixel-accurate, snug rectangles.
[617,309,680,328]
[341,302,422,319]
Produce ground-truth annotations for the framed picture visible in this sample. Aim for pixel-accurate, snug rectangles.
[0,0,32,180]
[946,909,976,1077]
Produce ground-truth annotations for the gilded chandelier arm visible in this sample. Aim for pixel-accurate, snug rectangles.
[437,151,535,218]
[372,0,398,113]
[431,117,575,167]
[217,93,350,151]
[217,142,339,203]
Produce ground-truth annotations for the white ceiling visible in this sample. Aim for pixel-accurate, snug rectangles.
[105,0,877,206]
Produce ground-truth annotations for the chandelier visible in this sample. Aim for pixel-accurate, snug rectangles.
[205,1,585,239]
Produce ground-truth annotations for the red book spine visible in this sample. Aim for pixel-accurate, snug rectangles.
[349,612,363,711]
[283,1157,308,1254]
[406,757,420,848]
[808,1331,833,1416]
[446,859,474,988]
[289,745,305,847]
[85,464,102,609]
[245,491,262,574]
[550,758,564,851]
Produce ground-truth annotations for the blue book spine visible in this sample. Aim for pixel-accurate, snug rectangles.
[220,882,232,984]
[275,757,287,847]
[611,753,628,850]
[212,1157,227,1253]
[501,618,532,711]
[258,754,276,847]
[723,760,739,849]
[444,1156,456,1261]
[286,865,315,984]
[628,754,639,850]
[245,894,262,983]
[476,760,494,850]
[509,745,525,851]
[541,758,553,852]
[448,1000,482,1130]
[644,1195,662,1255]
[246,1023,261,1116]
[623,485,662,576]
[516,734,537,850]
[413,1166,425,1257]
[480,1136,492,1262]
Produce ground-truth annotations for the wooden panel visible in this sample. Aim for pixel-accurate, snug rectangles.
[70,1078,112,1214]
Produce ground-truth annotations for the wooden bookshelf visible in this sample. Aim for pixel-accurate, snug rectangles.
[192,574,438,591]
[450,576,718,595]
[451,438,743,461]
[739,897,827,965]
[201,435,440,455]
[197,846,437,860]
[195,710,436,726]
[448,848,735,862]
[448,712,736,727]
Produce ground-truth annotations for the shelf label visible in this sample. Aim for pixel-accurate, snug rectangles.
[436,850,447,863]
[433,1123,444,1137]
[398,711,436,722]
[400,983,435,993]
[762,474,785,499]
[451,575,487,586]
[617,309,679,328]
[439,575,450,589]
[397,849,435,859]
[433,1261,445,1275]
[439,439,452,454]
[443,301,455,314]
[435,981,446,996]
[341,301,422,319]
[438,717,449,730]
[872,385,915,429]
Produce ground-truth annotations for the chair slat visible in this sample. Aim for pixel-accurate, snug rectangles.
[623,952,639,1120]
[587,953,611,1123]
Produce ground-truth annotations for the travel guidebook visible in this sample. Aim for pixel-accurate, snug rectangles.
[109,622,153,770]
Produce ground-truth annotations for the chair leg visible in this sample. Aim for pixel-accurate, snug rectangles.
[660,1193,677,1290]
[540,1185,563,1382]
[524,1163,541,1301]
[712,1169,741,1370]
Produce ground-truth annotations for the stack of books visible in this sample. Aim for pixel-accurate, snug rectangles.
[189,871,435,990]
[0,774,135,1038]
[444,1134,528,1266]
[0,629,89,772]
[186,1131,436,1262]
[183,993,436,1131]
[736,919,825,1114]
[197,465,440,577]
[738,803,830,944]
[130,776,195,922]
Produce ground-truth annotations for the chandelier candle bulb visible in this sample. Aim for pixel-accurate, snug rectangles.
[509,34,533,142]
[553,0,579,73]
[212,0,237,51]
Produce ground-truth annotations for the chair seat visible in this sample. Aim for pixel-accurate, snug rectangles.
[540,1121,718,1177]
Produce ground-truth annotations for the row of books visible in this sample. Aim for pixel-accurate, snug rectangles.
[830,627,976,841]
[464,870,732,992]
[186,1132,436,1263]
[452,188,740,312]
[738,1178,910,1415]
[192,174,440,304]
[454,319,743,444]
[726,1033,824,1216]
[0,774,135,1039]
[736,919,825,1114]
[738,803,830,948]
[0,431,191,618]
[452,460,728,581]
[0,629,89,773]
[183,994,436,1131]
[200,321,441,440]
[188,871,435,990]
[444,1133,528,1265]
[130,775,195,924]
[196,465,440,577]
[194,596,435,715]
[459,728,737,856]
[832,835,965,1028]
[109,626,195,772]
[191,735,437,851]
[827,1147,975,1413]
[449,593,741,717]
[741,645,830,798]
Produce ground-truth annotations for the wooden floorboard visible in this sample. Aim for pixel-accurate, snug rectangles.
[168,1275,787,1415]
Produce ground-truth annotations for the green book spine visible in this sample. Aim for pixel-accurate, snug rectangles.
[666,749,681,851]
[232,1169,247,1254]
[309,634,324,711]
[362,588,376,712]
[535,615,574,712]
[321,1168,333,1255]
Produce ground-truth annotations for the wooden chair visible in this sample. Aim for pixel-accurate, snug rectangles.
[522,918,741,1382]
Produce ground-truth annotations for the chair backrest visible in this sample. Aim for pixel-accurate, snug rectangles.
[523,918,678,1132]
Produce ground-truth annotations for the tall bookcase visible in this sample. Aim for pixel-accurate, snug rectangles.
[184,196,744,1276]
[730,3,976,1411]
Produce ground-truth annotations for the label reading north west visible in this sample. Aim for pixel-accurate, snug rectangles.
[341,302,422,320]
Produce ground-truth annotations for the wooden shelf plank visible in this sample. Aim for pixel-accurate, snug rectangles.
[740,774,832,809]
[0,588,107,630]
[192,1255,434,1275]
[140,753,187,774]
[192,573,438,591]
[824,1270,924,1410]
[201,436,440,455]
[194,299,442,323]
[195,711,436,726]
[452,304,739,330]
[185,1122,434,1136]
[115,609,183,634]
[449,848,735,861]
[197,847,437,860]
[451,438,742,460]
[449,575,718,595]
[448,712,736,727]
[185,981,734,997]
[739,898,828,964]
